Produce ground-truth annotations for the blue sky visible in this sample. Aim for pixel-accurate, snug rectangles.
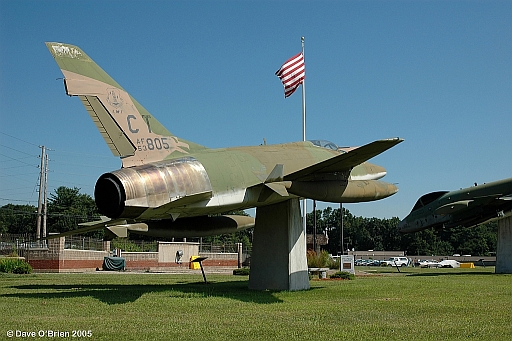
[1,0,511,220]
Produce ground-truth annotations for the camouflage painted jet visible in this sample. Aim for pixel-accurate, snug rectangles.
[398,177,512,233]
[46,42,402,239]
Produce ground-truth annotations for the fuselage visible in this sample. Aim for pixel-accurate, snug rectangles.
[398,177,512,233]
[95,141,398,221]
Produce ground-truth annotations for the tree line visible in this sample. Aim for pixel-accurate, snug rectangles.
[0,186,498,256]
[306,206,497,257]
[1,187,100,236]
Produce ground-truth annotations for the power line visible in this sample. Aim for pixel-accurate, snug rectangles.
[0,206,98,219]
[0,132,116,206]
[0,144,38,157]
[0,131,40,147]
[0,197,38,204]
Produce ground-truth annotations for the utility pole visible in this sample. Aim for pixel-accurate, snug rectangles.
[313,200,317,253]
[42,152,49,241]
[36,146,46,240]
[340,203,344,255]
[36,146,49,241]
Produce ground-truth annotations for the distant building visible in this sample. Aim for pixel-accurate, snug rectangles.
[306,234,328,253]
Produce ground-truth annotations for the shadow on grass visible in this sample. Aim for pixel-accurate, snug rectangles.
[2,279,310,305]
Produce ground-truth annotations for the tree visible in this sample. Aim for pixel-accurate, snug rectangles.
[445,222,497,256]
[306,205,498,257]
[46,186,99,234]
[0,204,37,234]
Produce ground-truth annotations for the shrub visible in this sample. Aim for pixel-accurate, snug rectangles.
[12,261,33,274]
[0,258,33,274]
[329,271,355,280]
[326,257,340,270]
[307,250,330,268]
[233,268,250,276]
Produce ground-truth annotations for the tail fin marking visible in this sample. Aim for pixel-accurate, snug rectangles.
[46,42,204,167]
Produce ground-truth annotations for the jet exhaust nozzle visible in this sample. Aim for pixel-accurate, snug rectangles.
[94,157,212,219]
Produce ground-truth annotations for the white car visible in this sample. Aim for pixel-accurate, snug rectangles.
[418,260,440,268]
[381,257,410,267]
[438,260,460,268]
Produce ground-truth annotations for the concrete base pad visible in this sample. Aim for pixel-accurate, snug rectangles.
[496,215,512,273]
[248,199,310,291]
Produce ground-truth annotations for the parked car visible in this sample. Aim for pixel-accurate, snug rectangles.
[381,257,410,267]
[418,259,440,268]
[438,260,460,268]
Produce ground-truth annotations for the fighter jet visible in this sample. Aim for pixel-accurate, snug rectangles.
[46,42,402,240]
[398,177,512,233]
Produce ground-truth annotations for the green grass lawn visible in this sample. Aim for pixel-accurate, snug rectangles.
[1,267,511,341]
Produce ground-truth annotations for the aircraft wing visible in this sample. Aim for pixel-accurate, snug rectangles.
[284,138,403,181]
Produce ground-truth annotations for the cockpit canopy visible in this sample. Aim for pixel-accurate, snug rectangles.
[411,191,449,212]
[309,139,340,151]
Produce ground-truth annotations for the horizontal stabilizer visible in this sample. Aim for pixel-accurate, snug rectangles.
[78,216,112,226]
[43,217,127,239]
[285,138,403,181]
[106,226,128,238]
[43,225,101,239]
[104,224,149,238]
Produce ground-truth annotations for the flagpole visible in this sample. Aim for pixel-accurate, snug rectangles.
[301,36,307,243]
[301,36,306,142]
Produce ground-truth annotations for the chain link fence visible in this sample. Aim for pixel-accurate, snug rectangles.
[1,233,252,257]
[0,233,44,257]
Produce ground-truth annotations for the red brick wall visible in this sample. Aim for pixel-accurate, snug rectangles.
[29,259,104,272]
[202,259,238,267]
[125,259,159,270]
[27,250,239,272]
[28,259,60,271]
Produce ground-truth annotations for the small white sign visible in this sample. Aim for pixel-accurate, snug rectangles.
[341,255,355,274]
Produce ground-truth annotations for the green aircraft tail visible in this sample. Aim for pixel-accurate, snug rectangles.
[46,42,205,167]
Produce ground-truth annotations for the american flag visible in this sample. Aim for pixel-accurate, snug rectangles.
[275,52,305,98]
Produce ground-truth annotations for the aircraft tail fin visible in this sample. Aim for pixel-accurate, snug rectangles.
[46,42,206,167]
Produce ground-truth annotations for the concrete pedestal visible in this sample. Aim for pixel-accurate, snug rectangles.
[496,215,512,274]
[249,199,310,291]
